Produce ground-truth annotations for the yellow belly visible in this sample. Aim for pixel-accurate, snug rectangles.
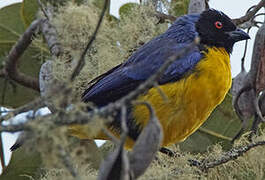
[133,47,232,147]
[69,47,232,149]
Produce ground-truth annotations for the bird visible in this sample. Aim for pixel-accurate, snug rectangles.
[60,9,249,149]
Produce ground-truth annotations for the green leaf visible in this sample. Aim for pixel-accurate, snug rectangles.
[0,3,48,108]
[0,148,42,180]
[119,3,140,18]
[21,0,39,28]
[170,0,189,17]
[179,94,253,153]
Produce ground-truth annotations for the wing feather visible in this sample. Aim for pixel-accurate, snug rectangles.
[82,14,202,107]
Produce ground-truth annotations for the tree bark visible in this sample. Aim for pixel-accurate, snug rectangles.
[188,0,206,14]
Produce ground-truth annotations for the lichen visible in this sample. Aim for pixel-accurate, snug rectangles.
[51,2,167,97]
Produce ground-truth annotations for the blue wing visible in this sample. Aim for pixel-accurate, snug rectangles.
[82,14,202,106]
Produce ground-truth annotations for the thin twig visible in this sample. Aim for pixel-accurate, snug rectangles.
[154,12,177,23]
[253,13,265,19]
[121,106,128,135]
[232,15,265,141]
[0,124,28,133]
[246,5,257,14]
[233,0,265,26]
[0,98,46,122]
[37,0,63,58]
[112,39,199,107]
[102,127,120,145]
[0,39,198,143]
[233,84,252,119]
[41,19,63,57]
[49,40,199,126]
[37,0,50,20]
[254,93,265,122]
[198,127,233,141]
[70,0,109,81]
[191,140,265,172]
[241,28,251,71]
[5,19,42,91]
[154,82,169,102]
[159,147,177,157]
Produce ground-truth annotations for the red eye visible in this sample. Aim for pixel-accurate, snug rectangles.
[215,21,223,29]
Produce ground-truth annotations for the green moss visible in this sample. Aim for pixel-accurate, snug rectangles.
[5,2,264,180]
[170,0,190,17]
[51,2,167,97]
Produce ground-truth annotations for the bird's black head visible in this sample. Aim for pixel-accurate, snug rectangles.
[196,9,250,53]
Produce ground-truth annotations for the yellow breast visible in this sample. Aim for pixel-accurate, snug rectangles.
[133,47,232,147]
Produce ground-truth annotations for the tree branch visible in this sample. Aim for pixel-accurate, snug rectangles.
[233,0,265,26]
[56,145,81,179]
[188,0,206,14]
[190,140,265,172]
[4,19,42,91]
[154,12,177,23]
[0,98,46,122]
[52,40,198,126]
[0,39,199,131]
[232,17,265,141]
[70,0,110,81]
[155,1,265,27]
[0,124,29,133]
[37,0,51,20]
[153,0,265,26]
[41,19,63,57]
[112,39,199,107]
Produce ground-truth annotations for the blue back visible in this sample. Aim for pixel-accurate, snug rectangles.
[82,14,203,106]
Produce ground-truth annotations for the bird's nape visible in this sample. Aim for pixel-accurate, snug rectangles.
[196,9,250,53]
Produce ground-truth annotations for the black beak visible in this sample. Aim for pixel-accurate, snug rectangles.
[227,28,250,42]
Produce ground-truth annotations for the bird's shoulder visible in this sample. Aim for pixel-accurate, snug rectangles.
[82,14,203,104]
[125,14,201,65]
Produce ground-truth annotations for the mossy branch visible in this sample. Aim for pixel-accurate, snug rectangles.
[41,19,63,57]
[0,98,46,122]
[154,12,177,23]
[56,144,81,179]
[70,0,110,81]
[98,101,162,179]
[151,0,265,27]
[3,17,63,92]
[4,19,42,91]
[190,140,265,172]
[232,18,265,141]
[233,0,265,26]
[0,39,199,131]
